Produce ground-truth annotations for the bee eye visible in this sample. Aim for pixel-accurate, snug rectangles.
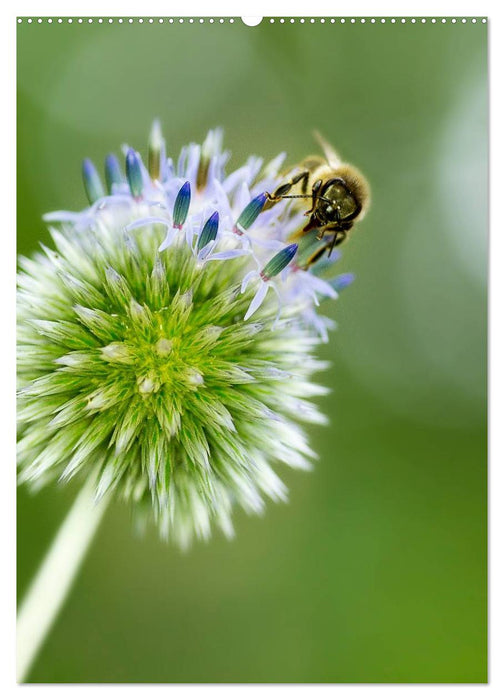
[326,205,333,214]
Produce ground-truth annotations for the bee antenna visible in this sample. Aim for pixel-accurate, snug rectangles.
[279,194,332,204]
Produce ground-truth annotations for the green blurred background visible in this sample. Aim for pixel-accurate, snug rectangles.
[17,18,487,682]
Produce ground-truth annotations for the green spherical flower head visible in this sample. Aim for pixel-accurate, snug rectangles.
[17,125,353,548]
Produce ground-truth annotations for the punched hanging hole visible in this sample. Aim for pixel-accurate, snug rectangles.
[241,17,263,27]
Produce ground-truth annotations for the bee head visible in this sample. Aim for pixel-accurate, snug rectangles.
[317,178,361,225]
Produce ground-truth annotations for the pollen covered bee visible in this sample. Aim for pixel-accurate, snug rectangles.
[265,133,370,267]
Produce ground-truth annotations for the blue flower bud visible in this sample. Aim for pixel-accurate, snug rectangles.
[82,159,105,204]
[173,181,191,229]
[104,154,125,194]
[261,244,298,280]
[125,149,143,198]
[330,272,355,291]
[197,212,219,251]
[235,193,267,232]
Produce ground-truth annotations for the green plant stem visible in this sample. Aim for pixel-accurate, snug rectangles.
[17,474,110,682]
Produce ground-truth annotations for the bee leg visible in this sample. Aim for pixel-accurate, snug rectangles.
[327,231,346,258]
[306,179,323,216]
[304,243,329,269]
[315,209,343,242]
[326,229,347,256]
[264,170,311,208]
[303,230,346,269]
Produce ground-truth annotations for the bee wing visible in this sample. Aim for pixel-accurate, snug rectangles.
[313,131,342,167]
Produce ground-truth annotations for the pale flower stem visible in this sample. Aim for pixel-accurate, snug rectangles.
[17,475,110,682]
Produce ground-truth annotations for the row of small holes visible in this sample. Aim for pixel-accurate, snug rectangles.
[272,18,487,24]
[17,17,488,24]
[17,18,235,24]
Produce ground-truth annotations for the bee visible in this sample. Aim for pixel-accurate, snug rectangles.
[265,133,370,267]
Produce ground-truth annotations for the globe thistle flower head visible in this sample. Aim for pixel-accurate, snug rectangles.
[17,123,354,548]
